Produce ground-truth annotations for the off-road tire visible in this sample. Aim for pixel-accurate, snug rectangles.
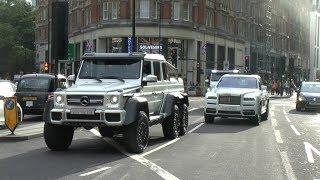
[98,126,114,138]
[179,104,188,136]
[44,123,74,151]
[262,100,269,121]
[125,111,149,153]
[204,113,215,124]
[162,104,180,139]
[296,104,302,111]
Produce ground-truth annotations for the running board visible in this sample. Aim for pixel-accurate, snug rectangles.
[149,113,166,126]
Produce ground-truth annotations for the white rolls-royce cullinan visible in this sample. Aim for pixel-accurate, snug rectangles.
[204,74,269,126]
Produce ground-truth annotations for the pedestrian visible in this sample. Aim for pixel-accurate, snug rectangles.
[285,80,290,96]
[271,80,277,95]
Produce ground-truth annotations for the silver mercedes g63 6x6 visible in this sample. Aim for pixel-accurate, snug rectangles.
[43,53,189,153]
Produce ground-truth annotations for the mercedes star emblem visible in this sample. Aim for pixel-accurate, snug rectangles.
[80,96,90,106]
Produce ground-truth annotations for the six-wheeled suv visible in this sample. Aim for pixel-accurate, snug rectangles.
[43,53,189,153]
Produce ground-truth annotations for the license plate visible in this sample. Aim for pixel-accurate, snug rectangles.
[23,97,37,101]
[26,101,33,107]
[70,108,95,115]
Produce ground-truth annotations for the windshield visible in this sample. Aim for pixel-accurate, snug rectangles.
[211,73,226,81]
[217,76,258,89]
[300,83,320,93]
[78,59,142,80]
[17,78,51,92]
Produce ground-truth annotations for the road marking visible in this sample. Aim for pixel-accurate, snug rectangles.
[191,117,204,125]
[274,130,283,143]
[290,125,301,136]
[141,138,180,157]
[283,109,287,115]
[188,123,204,133]
[270,111,275,117]
[188,107,202,112]
[271,118,278,127]
[90,129,180,180]
[285,116,292,123]
[304,142,320,163]
[79,167,111,177]
[189,99,203,102]
[280,151,297,180]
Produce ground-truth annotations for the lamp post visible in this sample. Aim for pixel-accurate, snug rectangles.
[132,0,136,52]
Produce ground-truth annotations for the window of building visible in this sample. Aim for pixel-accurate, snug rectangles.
[206,8,214,27]
[152,0,158,19]
[102,1,118,20]
[84,9,91,26]
[182,2,190,21]
[173,1,180,20]
[112,1,118,19]
[140,0,150,19]
[103,2,109,20]
[218,13,227,30]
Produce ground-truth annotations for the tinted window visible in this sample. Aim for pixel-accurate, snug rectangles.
[79,59,141,79]
[217,77,258,89]
[153,61,161,81]
[17,78,51,92]
[301,83,320,93]
[162,63,167,80]
[143,61,152,77]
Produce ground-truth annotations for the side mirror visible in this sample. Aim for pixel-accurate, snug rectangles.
[0,95,4,100]
[205,79,210,86]
[143,75,158,83]
[261,85,267,91]
[67,75,76,84]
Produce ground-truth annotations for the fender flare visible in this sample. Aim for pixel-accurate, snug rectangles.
[123,97,149,125]
[43,99,54,124]
[161,93,189,117]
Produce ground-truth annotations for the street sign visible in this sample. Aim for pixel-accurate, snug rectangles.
[67,43,75,61]
[128,37,132,53]
[4,97,19,134]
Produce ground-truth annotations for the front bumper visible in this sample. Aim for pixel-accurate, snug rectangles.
[50,108,126,126]
[205,102,257,117]
[296,100,320,110]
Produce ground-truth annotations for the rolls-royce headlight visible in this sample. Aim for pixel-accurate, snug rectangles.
[110,95,119,104]
[244,97,255,101]
[56,95,63,104]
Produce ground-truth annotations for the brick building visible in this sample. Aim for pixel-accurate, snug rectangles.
[35,0,312,92]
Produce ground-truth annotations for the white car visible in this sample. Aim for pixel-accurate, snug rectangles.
[204,74,269,126]
[0,81,23,125]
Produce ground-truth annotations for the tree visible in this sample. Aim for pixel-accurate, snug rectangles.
[0,0,35,78]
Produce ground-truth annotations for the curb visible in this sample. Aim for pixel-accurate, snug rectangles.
[0,132,43,141]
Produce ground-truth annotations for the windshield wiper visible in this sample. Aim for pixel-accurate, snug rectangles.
[102,76,125,83]
[80,76,102,83]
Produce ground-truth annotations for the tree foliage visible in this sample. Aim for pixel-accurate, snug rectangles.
[0,0,35,77]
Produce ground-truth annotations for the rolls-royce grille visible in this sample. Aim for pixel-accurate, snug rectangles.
[67,95,104,106]
[219,96,241,105]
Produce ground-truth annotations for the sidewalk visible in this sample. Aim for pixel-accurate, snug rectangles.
[0,122,44,141]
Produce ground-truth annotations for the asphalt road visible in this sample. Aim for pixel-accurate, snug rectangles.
[0,96,319,180]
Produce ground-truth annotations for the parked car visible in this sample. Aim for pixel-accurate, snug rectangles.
[296,82,320,111]
[0,81,23,125]
[15,74,68,116]
[43,53,189,153]
[204,74,269,125]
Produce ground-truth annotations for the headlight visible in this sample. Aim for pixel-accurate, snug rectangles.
[110,95,118,104]
[299,96,306,101]
[56,95,63,104]
[244,97,255,101]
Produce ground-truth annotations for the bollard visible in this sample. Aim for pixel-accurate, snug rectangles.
[3,97,19,134]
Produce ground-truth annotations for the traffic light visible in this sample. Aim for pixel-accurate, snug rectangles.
[44,62,49,73]
[244,56,250,72]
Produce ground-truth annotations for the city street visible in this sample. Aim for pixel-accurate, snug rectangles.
[0,96,320,180]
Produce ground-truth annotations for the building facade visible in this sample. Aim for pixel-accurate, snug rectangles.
[35,0,312,93]
[310,0,320,81]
